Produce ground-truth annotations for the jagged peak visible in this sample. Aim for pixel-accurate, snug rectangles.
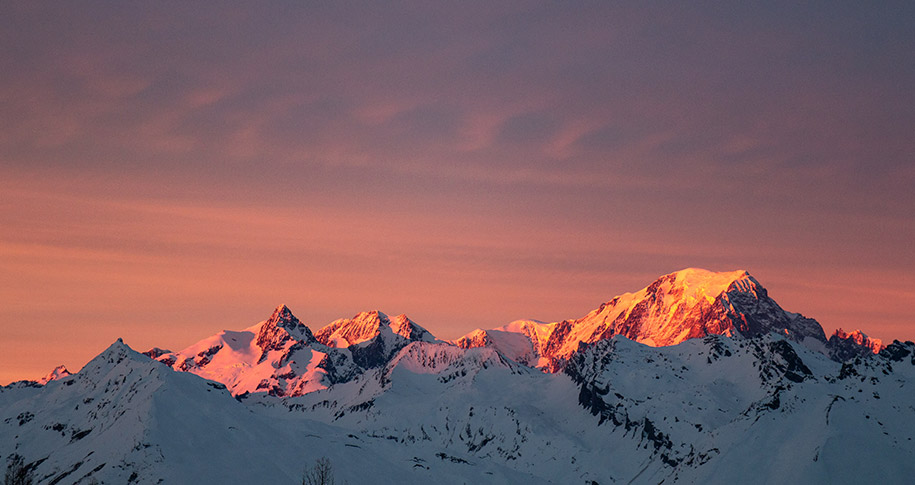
[316,310,433,348]
[453,329,492,349]
[315,311,385,347]
[582,269,763,323]
[259,304,314,341]
[37,365,71,385]
[266,304,298,328]
[390,313,433,342]
[460,328,488,338]
[831,328,884,354]
[256,305,315,355]
[352,310,390,324]
[833,328,868,340]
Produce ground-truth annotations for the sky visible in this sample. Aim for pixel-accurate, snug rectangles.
[2,1,914,384]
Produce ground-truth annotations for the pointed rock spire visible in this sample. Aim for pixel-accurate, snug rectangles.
[256,305,315,358]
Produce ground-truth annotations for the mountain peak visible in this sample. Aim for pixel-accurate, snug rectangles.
[458,268,827,370]
[828,328,884,359]
[267,304,296,327]
[256,305,315,354]
[37,365,71,385]
[660,268,759,298]
[77,338,149,378]
[106,338,130,354]
[315,310,434,348]
[389,313,434,342]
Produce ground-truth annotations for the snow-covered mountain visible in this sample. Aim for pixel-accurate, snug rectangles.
[1,340,512,484]
[2,268,911,484]
[456,268,831,371]
[564,335,915,483]
[149,306,440,397]
[150,304,361,397]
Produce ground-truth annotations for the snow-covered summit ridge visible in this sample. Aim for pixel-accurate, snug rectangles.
[314,310,435,348]
[34,365,71,385]
[78,338,152,379]
[145,268,885,398]
[151,306,441,398]
[457,268,845,370]
[665,268,759,297]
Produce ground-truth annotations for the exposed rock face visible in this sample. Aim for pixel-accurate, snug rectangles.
[256,304,316,355]
[315,311,432,347]
[826,328,884,361]
[879,340,915,363]
[315,311,436,368]
[142,347,172,359]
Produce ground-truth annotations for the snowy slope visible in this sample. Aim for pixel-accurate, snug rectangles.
[3,335,913,483]
[244,334,915,484]
[566,335,915,483]
[1,339,325,483]
[0,340,548,484]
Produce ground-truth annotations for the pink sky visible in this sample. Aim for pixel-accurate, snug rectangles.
[2,2,914,383]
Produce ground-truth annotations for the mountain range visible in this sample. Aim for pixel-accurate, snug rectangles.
[2,268,912,484]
